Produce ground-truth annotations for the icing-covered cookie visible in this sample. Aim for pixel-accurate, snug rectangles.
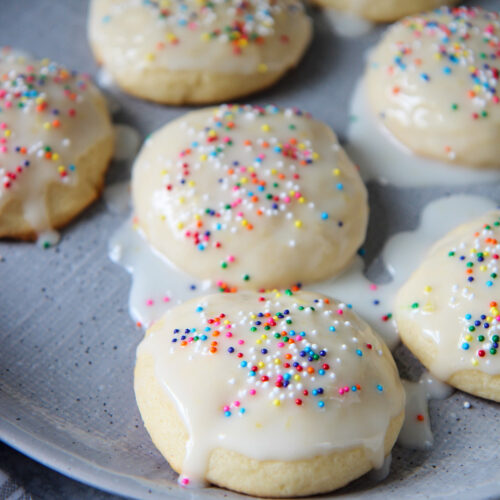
[88,0,312,104]
[135,291,405,496]
[0,48,114,240]
[395,211,500,402]
[313,0,458,23]
[365,7,500,167]
[132,104,369,290]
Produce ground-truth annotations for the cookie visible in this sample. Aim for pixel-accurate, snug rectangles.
[365,6,500,167]
[132,104,369,291]
[135,291,405,497]
[88,0,312,105]
[0,48,114,239]
[395,211,500,402]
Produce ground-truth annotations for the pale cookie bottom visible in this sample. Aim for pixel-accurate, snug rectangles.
[312,0,459,22]
[91,44,306,105]
[135,352,404,498]
[397,316,500,403]
[0,132,114,240]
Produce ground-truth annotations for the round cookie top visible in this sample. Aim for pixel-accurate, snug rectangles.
[395,211,500,381]
[0,47,112,236]
[137,290,405,485]
[365,6,500,167]
[88,0,311,75]
[132,104,369,290]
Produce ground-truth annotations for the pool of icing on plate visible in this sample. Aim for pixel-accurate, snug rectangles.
[346,81,500,187]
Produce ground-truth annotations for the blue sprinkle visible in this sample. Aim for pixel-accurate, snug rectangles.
[321,212,329,220]
[377,384,383,392]
[356,349,363,357]
[329,326,336,332]
[318,401,325,408]
[462,343,469,350]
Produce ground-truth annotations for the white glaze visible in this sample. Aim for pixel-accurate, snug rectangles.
[109,217,212,328]
[398,372,453,450]
[324,8,374,38]
[0,48,112,236]
[137,292,405,485]
[363,7,500,168]
[346,80,500,187]
[395,207,500,380]
[36,229,60,249]
[132,105,368,290]
[89,0,311,74]
[104,181,131,215]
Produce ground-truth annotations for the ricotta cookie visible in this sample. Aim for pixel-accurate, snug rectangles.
[365,7,500,167]
[314,0,458,23]
[395,211,500,402]
[88,0,312,104]
[132,104,369,291]
[135,291,405,497]
[0,48,113,240]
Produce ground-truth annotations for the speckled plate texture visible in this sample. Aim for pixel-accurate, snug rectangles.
[0,1,499,499]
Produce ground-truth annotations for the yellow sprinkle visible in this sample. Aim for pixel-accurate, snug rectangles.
[224,320,230,325]
[312,152,320,160]
[261,124,270,132]
[4,130,11,137]
[201,33,210,42]
[160,215,166,221]
[275,291,281,298]
[177,222,183,229]
[195,214,201,220]
[57,165,65,172]
[161,169,168,175]
[257,361,265,368]
[146,52,155,61]
[239,38,248,47]
[258,63,268,74]
[471,359,479,367]
[255,339,262,345]
[298,197,305,204]
[251,314,257,319]
[332,168,340,176]
[43,122,51,130]
[270,169,277,175]
[293,374,301,381]
[424,286,432,293]
[423,302,435,313]
[480,265,487,272]
[261,334,267,340]
[434,52,442,60]
[465,334,473,342]
[208,130,217,137]
[274,358,281,365]
[241,219,248,227]
[272,399,280,406]
[240,177,247,184]
[178,197,185,204]
[200,154,207,161]
[188,180,195,187]
[295,220,302,228]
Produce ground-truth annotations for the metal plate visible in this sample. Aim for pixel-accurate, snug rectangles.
[0,1,499,498]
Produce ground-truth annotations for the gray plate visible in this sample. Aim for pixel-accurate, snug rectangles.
[0,1,499,499]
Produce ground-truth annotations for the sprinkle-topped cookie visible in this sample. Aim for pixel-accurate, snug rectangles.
[395,210,500,401]
[0,47,113,239]
[132,104,368,290]
[135,291,405,494]
[88,0,311,104]
[365,7,500,167]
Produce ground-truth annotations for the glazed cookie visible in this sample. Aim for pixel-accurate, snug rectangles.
[314,0,458,23]
[88,0,312,105]
[0,48,114,240]
[395,211,500,402]
[132,104,369,291]
[365,7,500,167]
[135,291,405,497]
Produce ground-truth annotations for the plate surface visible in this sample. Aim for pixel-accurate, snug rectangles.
[0,1,499,499]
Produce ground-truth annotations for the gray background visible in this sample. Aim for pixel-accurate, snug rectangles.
[0,1,499,499]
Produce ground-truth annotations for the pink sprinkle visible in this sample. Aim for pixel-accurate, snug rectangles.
[0,146,6,153]
[295,335,302,342]
[163,296,171,303]
[338,388,344,395]
[337,309,344,315]
[146,299,154,306]
[277,342,285,348]
[249,389,256,395]
[238,339,245,345]
[227,255,235,263]
[181,478,190,486]
[344,386,349,392]
[0,122,6,129]
[226,332,233,338]
[223,405,230,412]
[283,196,291,203]
[5,101,12,109]
[233,401,240,407]
[370,284,377,291]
